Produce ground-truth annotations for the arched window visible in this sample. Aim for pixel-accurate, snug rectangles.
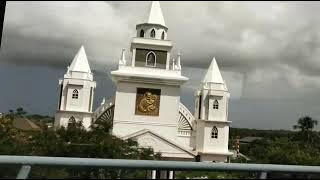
[213,100,219,109]
[150,29,156,38]
[146,51,156,67]
[161,31,165,40]
[140,29,144,37]
[211,126,218,139]
[72,89,78,99]
[68,116,76,128]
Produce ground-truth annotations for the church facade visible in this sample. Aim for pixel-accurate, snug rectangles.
[54,1,232,164]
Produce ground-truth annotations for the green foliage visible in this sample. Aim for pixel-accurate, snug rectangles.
[0,111,160,179]
[175,171,256,179]
[293,116,318,132]
[2,108,320,179]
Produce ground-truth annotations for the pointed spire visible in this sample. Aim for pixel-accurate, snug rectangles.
[69,46,91,73]
[147,1,166,27]
[202,57,224,84]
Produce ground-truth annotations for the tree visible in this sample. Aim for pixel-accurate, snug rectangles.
[16,107,27,117]
[293,116,318,143]
[293,116,318,132]
[27,119,160,178]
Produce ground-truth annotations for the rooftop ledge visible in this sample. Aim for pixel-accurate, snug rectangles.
[111,66,189,85]
[131,37,173,48]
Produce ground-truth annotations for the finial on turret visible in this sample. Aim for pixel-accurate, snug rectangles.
[101,97,106,105]
[119,48,126,65]
[67,66,70,74]
[176,53,181,70]
[172,58,175,70]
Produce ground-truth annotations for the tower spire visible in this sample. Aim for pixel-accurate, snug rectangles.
[202,57,224,84]
[147,1,166,27]
[69,46,91,73]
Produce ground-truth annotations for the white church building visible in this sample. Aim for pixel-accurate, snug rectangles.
[54,1,232,167]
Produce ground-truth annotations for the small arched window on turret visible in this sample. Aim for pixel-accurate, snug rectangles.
[150,29,156,38]
[72,89,79,99]
[211,126,218,139]
[161,31,165,40]
[140,29,144,37]
[68,116,76,128]
[213,100,219,109]
[146,51,156,67]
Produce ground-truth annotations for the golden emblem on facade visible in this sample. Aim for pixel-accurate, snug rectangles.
[135,88,161,116]
[138,92,157,113]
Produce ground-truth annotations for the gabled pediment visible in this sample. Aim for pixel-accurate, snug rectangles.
[123,129,195,159]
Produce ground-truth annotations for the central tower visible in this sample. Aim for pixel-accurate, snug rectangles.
[111,1,189,143]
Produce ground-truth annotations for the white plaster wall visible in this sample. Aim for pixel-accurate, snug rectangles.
[113,81,180,143]
[66,85,83,111]
[195,121,205,152]
[199,121,229,153]
[199,90,209,120]
[62,81,95,112]
[177,135,193,150]
[208,96,226,121]
[134,133,194,159]
[200,153,228,162]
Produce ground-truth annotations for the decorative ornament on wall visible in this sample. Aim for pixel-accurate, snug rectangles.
[139,136,157,148]
[135,88,161,116]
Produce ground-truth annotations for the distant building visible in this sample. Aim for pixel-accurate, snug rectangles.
[239,136,263,144]
[0,113,3,118]
[12,117,40,131]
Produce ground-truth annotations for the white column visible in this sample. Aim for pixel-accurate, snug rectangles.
[90,88,95,112]
[132,49,136,67]
[169,171,174,179]
[151,170,156,179]
[166,52,171,70]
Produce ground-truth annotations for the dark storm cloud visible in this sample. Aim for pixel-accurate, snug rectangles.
[2,2,320,100]
[3,1,320,130]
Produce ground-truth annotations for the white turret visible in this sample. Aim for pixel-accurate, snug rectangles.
[55,46,96,130]
[192,57,232,162]
[136,1,168,40]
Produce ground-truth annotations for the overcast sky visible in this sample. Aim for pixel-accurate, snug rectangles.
[1,1,320,130]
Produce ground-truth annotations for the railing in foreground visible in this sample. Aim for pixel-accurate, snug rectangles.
[1,156,320,179]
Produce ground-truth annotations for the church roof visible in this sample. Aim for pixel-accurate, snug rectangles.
[202,57,224,84]
[123,129,196,157]
[147,1,166,27]
[69,46,91,73]
[13,117,40,131]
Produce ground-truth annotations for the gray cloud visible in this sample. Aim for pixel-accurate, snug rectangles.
[2,1,320,130]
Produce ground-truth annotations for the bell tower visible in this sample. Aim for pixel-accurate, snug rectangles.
[132,1,171,69]
[111,1,189,143]
[54,46,96,130]
[193,58,232,162]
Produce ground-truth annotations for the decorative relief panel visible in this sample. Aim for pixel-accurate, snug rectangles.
[139,136,157,148]
[135,88,161,116]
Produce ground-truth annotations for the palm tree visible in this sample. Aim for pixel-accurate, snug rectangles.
[293,116,318,132]
[293,116,318,143]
